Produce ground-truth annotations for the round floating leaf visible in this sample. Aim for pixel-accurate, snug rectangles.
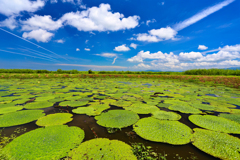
[110,100,132,107]
[152,110,181,120]
[59,100,88,107]
[35,95,56,101]
[231,109,240,114]
[219,113,240,124]
[24,101,54,109]
[2,125,85,160]
[156,103,171,108]
[65,96,82,101]
[0,106,23,114]
[68,138,137,160]
[48,97,65,103]
[124,103,159,114]
[133,117,192,145]
[190,103,215,111]
[73,104,110,116]
[189,115,240,134]
[0,110,45,127]
[169,104,202,114]
[95,110,139,128]
[36,113,73,126]
[192,128,240,160]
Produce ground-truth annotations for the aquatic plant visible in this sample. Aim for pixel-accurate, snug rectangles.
[189,103,215,111]
[133,117,192,145]
[156,103,171,108]
[0,106,23,114]
[152,110,181,120]
[168,104,202,114]
[36,113,73,126]
[0,110,45,127]
[191,128,240,160]
[2,125,85,159]
[218,113,240,124]
[59,100,88,107]
[124,103,159,114]
[24,101,54,109]
[110,100,132,107]
[189,115,240,134]
[68,138,137,160]
[95,110,139,128]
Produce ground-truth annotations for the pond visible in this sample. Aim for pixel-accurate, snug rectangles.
[0,78,240,160]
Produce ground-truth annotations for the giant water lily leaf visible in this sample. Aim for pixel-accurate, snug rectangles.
[191,128,240,160]
[35,95,57,101]
[110,100,132,107]
[0,110,45,127]
[124,103,159,114]
[65,96,82,101]
[73,104,110,116]
[2,125,85,160]
[133,117,192,145]
[190,103,215,111]
[36,113,73,126]
[0,106,23,114]
[230,109,240,114]
[169,104,202,114]
[152,110,181,120]
[189,115,240,134]
[95,110,139,128]
[24,101,54,109]
[156,103,171,108]
[218,113,240,124]
[59,100,88,107]
[68,138,137,160]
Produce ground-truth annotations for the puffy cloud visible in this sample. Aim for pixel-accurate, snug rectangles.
[0,16,18,29]
[179,51,203,61]
[146,19,156,26]
[0,0,45,16]
[134,27,178,42]
[60,3,140,32]
[133,63,151,69]
[95,53,117,57]
[50,0,57,3]
[55,39,65,43]
[76,48,80,51]
[130,43,137,49]
[85,48,90,51]
[21,15,62,31]
[114,44,130,52]
[127,50,178,63]
[198,45,208,50]
[22,29,54,42]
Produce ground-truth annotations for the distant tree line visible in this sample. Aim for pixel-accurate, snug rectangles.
[0,68,239,76]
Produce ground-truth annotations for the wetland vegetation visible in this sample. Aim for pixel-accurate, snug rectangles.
[0,70,240,159]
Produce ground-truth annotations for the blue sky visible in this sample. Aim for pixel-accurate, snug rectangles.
[0,0,240,71]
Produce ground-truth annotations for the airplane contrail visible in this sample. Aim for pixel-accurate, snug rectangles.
[0,28,69,61]
[0,49,59,62]
[112,57,117,64]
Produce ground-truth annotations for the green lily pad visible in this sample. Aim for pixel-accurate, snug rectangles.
[190,103,215,111]
[68,138,137,160]
[218,113,240,124]
[0,110,45,127]
[2,125,85,160]
[189,115,240,134]
[59,100,88,107]
[152,110,181,120]
[95,110,139,128]
[192,128,240,160]
[133,117,192,145]
[169,104,202,114]
[36,113,73,126]
[156,103,171,108]
[73,104,110,116]
[110,100,132,107]
[24,101,54,109]
[0,106,23,114]
[124,103,159,114]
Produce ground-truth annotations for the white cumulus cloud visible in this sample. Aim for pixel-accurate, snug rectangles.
[21,15,63,31]
[95,53,117,57]
[76,48,80,51]
[0,0,45,16]
[198,45,208,50]
[55,39,65,43]
[0,16,18,30]
[60,3,140,32]
[130,43,137,49]
[179,51,203,61]
[85,48,90,51]
[114,44,130,52]
[22,29,54,42]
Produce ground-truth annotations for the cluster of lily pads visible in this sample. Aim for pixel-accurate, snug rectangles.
[0,78,240,159]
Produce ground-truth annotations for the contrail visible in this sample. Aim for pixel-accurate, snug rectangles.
[0,28,69,61]
[173,0,235,31]
[0,49,59,62]
[19,48,59,62]
[112,57,117,64]
[18,45,56,58]
[201,48,220,55]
